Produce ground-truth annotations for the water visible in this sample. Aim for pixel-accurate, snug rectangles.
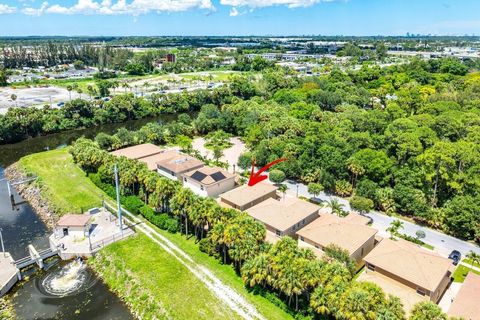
[0,115,177,319]
[13,261,132,320]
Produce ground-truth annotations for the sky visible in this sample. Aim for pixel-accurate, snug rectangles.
[0,0,479,36]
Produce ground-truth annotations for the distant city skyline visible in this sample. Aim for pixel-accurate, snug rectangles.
[0,0,479,37]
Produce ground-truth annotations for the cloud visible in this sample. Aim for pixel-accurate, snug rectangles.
[229,7,238,16]
[0,3,16,14]
[22,1,48,15]
[220,0,331,9]
[22,0,215,16]
[19,0,335,16]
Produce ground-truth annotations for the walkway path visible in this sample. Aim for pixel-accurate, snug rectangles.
[278,179,480,258]
[116,203,265,320]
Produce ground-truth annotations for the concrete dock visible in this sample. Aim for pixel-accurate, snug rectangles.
[0,253,19,296]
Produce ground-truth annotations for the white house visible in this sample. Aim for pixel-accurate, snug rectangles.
[182,166,236,197]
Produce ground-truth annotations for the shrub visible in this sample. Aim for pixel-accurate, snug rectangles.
[139,205,155,220]
[269,169,286,184]
[164,218,179,233]
[350,196,374,213]
[122,196,144,215]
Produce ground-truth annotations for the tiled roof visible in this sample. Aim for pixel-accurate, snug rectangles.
[246,197,319,232]
[184,166,234,185]
[296,212,377,254]
[363,238,453,291]
[219,182,277,207]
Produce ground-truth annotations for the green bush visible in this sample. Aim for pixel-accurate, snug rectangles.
[139,205,155,219]
[122,196,145,215]
[164,218,179,233]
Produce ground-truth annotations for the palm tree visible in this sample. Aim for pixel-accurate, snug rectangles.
[386,219,404,239]
[278,183,288,200]
[87,85,95,100]
[466,251,480,273]
[170,188,195,236]
[10,94,17,107]
[326,198,347,217]
[77,88,83,100]
[122,82,130,93]
[66,84,73,101]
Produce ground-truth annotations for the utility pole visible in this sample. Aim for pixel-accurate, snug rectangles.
[114,164,123,235]
[0,228,5,258]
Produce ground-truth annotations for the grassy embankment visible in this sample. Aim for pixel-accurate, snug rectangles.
[17,148,293,320]
[18,148,105,215]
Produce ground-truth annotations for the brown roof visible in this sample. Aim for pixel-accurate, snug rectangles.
[246,197,319,232]
[184,166,235,185]
[344,212,371,225]
[296,212,377,254]
[156,152,204,174]
[57,214,91,227]
[110,143,162,160]
[219,182,277,207]
[363,238,453,292]
[448,272,480,320]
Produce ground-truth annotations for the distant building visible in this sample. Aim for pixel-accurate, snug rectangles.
[296,210,377,265]
[448,272,480,320]
[246,197,320,243]
[166,53,176,63]
[359,238,453,312]
[182,166,235,197]
[219,182,278,211]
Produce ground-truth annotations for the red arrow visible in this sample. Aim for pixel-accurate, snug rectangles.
[248,158,288,186]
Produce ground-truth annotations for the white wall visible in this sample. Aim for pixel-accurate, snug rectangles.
[183,177,235,198]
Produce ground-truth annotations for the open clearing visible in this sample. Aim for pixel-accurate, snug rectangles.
[0,86,71,113]
[18,148,292,320]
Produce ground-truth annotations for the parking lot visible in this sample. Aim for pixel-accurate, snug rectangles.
[0,86,71,114]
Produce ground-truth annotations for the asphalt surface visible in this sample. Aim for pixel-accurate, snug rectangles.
[280,179,480,258]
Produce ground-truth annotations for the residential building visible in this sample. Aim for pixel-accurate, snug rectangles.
[245,197,320,243]
[110,143,164,170]
[156,152,204,181]
[110,143,205,177]
[448,273,480,320]
[359,238,453,312]
[296,210,377,265]
[219,182,278,211]
[55,214,92,239]
[183,166,235,197]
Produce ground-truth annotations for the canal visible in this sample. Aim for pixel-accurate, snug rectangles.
[0,115,176,319]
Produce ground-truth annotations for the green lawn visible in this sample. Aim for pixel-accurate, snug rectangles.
[452,264,480,283]
[91,234,239,320]
[463,258,480,268]
[149,226,294,320]
[19,148,293,319]
[18,148,105,215]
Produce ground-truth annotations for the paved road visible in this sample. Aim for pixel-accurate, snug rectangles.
[279,179,480,258]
